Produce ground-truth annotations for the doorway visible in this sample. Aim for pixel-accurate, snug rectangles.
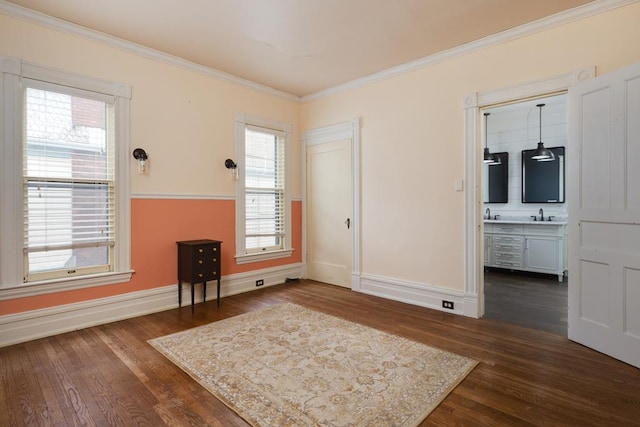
[481,94,569,335]
[466,63,640,368]
[302,119,361,290]
[461,66,595,319]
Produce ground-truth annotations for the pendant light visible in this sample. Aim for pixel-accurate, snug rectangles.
[483,112,501,165]
[531,103,555,161]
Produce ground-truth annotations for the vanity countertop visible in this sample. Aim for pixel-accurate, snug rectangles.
[484,219,567,225]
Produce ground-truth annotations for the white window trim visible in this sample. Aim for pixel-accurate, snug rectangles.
[234,112,293,264]
[0,56,133,299]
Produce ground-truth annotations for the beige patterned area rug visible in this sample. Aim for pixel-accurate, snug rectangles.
[148,303,477,426]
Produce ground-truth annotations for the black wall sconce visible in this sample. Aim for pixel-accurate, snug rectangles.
[225,158,238,180]
[133,148,148,174]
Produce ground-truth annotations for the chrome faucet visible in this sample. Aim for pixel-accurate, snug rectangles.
[539,208,544,221]
[486,208,490,220]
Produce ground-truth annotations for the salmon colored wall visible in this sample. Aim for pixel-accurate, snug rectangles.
[300,3,640,292]
[0,200,302,315]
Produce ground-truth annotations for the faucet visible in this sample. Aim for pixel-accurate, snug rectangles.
[485,208,490,220]
[539,208,544,221]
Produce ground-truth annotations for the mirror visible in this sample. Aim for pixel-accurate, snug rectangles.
[484,152,508,203]
[521,146,565,203]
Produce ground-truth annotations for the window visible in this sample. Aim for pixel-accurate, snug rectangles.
[23,84,116,282]
[234,113,292,263]
[0,56,132,296]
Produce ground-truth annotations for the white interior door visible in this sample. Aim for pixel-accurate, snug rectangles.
[306,138,353,288]
[568,60,640,368]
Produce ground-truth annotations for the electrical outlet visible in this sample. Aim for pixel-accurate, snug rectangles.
[256,279,264,287]
[442,300,454,310]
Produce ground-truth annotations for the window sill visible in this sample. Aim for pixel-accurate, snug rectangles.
[235,249,294,265]
[0,270,134,301]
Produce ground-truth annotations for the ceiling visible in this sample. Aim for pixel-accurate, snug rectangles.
[5,0,594,96]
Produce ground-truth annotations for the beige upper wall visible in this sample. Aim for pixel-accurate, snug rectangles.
[300,3,640,291]
[0,13,302,198]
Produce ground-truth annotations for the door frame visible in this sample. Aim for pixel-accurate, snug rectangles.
[462,67,595,318]
[301,118,361,290]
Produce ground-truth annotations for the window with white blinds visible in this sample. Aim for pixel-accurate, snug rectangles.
[244,126,285,252]
[1,56,132,295]
[23,83,115,281]
[234,113,292,264]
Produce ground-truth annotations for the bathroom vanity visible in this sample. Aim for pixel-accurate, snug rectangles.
[484,220,567,281]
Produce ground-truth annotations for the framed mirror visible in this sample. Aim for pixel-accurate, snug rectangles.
[484,152,508,203]
[521,146,565,203]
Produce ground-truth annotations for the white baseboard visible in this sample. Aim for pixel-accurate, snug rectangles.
[463,293,480,319]
[0,263,304,348]
[357,273,466,316]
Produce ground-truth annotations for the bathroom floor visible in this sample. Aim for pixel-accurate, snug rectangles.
[484,268,568,336]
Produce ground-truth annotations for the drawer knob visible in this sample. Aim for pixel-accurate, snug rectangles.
[212,258,217,262]
[198,273,203,278]
[198,260,203,264]
[198,248,203,253]
[213,247,217,252]
[212,271,216,276]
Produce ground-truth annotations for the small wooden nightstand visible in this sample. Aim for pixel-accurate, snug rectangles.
[176,239,222,311]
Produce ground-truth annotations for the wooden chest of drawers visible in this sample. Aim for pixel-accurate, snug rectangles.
[176,239,222,310]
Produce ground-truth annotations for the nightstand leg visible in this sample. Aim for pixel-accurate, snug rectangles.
[203,281,207,303]
[217,279,220,307]
[178,281,182,307]
[191,283,195,312]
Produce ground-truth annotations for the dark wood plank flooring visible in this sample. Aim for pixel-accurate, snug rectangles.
[484,269,568,336]
[2,280,639,426]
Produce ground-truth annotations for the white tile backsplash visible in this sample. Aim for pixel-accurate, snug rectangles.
[482,93,567,221]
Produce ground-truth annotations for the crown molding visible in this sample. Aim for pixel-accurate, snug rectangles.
[0,0,300,102]
[301,0,637,102]
[1,0,635,104]
[302,119,358,145]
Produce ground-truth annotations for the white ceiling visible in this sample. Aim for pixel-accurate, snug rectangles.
[5,0,594,96]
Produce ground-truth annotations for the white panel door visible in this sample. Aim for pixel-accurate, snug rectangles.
[307,138,353,288]
[568,60,640,368]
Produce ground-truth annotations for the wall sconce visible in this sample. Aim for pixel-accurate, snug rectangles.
[132,148,149,174]
[225,158,238,180]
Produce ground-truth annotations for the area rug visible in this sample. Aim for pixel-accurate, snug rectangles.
[148,303,477,426]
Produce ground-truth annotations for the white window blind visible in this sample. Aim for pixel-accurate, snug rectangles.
[244,125,285,253]
[22,84,115,282]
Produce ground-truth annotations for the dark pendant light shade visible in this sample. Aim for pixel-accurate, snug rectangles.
[483,112,501,165]
[531,104,555,161]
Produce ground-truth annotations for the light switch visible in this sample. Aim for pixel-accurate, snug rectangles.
[455,179,464,191]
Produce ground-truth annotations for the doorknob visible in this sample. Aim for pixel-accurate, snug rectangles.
[345,218,350,229]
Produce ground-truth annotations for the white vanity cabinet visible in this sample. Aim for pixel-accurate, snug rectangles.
[484,221,566,281]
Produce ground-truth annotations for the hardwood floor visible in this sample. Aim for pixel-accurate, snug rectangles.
[2,280,639,426]
[484,269,568,336]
